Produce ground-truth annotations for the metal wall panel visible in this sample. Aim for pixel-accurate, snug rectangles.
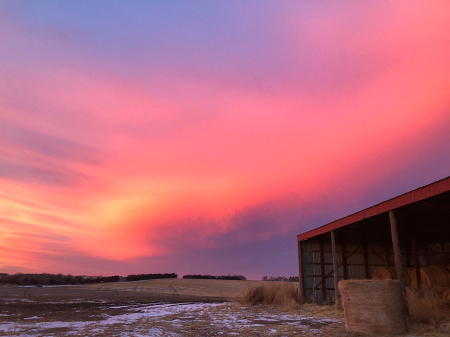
[300,236,429,304]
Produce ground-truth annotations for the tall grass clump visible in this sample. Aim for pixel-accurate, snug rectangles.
[240,282,299,308]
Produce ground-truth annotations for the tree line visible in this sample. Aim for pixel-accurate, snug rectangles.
[182,274,246,280]
[262,276,299,282]
[0,273,175,286]
[0,273,120,286]
[125,273,177,281]
[0,272,248,285]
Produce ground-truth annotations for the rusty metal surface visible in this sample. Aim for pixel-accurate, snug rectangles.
[297,176,450,241]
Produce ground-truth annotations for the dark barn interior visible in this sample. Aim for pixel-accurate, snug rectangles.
[297,177,450,304]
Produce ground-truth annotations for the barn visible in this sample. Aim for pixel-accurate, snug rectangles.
[297,176,450,304]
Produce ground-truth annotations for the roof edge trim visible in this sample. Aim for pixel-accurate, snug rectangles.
[297,176,450,241]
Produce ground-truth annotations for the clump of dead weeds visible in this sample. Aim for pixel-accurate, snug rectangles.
[240,282,299,308]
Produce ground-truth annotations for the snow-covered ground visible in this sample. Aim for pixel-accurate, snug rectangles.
[0,302,343,336]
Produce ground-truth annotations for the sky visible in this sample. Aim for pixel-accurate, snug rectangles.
[1,1,449,279]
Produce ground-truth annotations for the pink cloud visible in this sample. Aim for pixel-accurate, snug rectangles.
[0,1,449,276]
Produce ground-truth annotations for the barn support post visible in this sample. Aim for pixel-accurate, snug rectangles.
[361,231,369,279]
[411,236,422,290]
[330,230,339,306]
[389,210,408,315]
[425,249,431,267]
[340,232,348,279]
[441,243,449,267]
[384,241,390,266]
[297,240,304,304]
[319,236,327,302]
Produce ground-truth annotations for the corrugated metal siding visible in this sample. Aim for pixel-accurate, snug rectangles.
[297,176,450,241]
[300,238,427,304]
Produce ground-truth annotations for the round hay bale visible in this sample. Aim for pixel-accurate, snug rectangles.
[338,280,407,335]
[410,266,450,288]
[406,286,418,300]
[372,267,395,280]
[407,286,449,300]
[407,267,414,279]
[443,289,450,301]
[372,267,412,286]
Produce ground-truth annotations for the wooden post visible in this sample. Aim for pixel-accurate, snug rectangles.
[441,243,448,267]
[389,210,408,314]
[411,236,422,290]
[319,236,327,302]
[297,241,304,304]
[361,232,369,279]
[384,241,390,266]
[425,247,431,267]
[341,234,348,280]
[331,230,339,306]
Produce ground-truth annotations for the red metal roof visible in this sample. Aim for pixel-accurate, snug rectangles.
[297,176,450,241]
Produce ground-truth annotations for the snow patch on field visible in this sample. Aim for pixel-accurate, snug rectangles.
[0,302,342,336]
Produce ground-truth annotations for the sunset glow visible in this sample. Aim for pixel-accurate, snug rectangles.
[1,1,450,278]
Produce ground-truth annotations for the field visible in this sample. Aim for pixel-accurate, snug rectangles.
[73,278,273,299]
[0,279,448,336]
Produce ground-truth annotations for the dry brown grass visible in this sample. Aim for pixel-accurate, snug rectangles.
[240,282,299,308]
[408,287,450,327]
[71,278,278,299]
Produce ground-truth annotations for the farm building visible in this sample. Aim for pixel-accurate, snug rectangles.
[297,176,450,304]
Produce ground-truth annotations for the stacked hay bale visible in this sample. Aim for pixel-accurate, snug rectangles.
[409,266,450,300]
[338,280,407,335]
[405,286,418,300]
[443,289,450,301]
[410,266,450,288]
[374,266,450,300]
[372,266,412,286]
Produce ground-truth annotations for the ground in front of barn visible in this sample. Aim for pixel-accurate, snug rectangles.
[0,281,448,336]
[0,300,346,336]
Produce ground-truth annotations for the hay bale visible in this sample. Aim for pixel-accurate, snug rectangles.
[410,266,450,288]
[407,286,449,300]
[439,321,450,334]
[443,289,450,301]
[338,280,407,335]
[406,285,418,300]
[408,287,450,325]
[372,267,412,286]
[372,267,395,280]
